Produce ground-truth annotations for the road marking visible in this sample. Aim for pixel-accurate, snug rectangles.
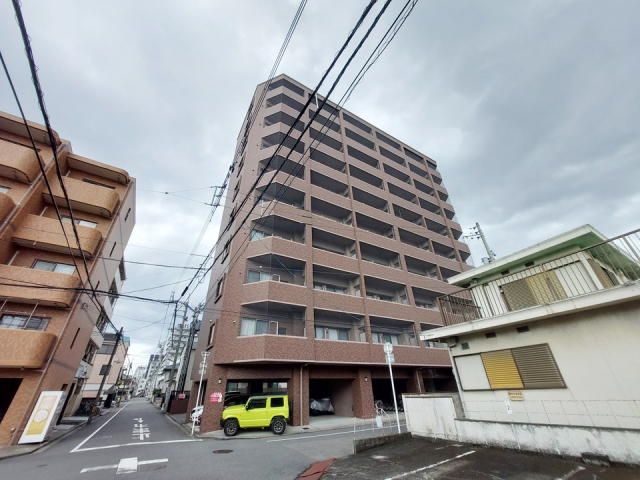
[384,450,476,479]
[133,419,150,441]
[557,466,586,480]
[74,438,202,452]
[116,457,138,475]
[267,424,406,443]
[80,464,118,473]
[80,457,168,474]
[70,402,131,453]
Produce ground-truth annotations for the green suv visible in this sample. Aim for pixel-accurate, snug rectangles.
[220,394,289,437]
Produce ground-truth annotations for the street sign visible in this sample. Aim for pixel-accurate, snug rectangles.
[198,361,207,375]
[209,392,223,403]
[383,342,393,354]
[385,353,395,364]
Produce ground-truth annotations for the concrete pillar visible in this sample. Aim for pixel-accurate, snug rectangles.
[288,365,309,426]
[200,365,228,433]
[352,367,374,419]
[409,368,426,394]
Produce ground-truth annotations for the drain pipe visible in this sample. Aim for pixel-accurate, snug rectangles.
[300,364,307,426]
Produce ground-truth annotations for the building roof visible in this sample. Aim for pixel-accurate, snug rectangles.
[447,224,608,287]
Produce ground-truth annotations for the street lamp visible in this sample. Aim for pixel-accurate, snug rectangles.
[384,342,401,434]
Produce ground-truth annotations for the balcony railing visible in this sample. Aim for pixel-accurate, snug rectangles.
[437,228,640,326]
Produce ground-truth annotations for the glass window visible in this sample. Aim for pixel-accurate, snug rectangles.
[62,216,98,228]
[315,326,349,340]
[247,398,267,410]
[33,260,76,275]
[270,397,284,408]
[0,314,49,331]
[240,318,270,336]
[373,332,399,344]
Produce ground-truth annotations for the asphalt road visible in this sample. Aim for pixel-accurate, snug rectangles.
[0,398,354,479]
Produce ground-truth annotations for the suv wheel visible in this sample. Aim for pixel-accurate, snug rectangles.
[224,419,239,437]
[271,418,286,435]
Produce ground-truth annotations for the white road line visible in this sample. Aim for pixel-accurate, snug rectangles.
[74,438,202,452]
[116,457,138,475]
[70,402,131,453]
[80,464,118,473]
[384,450,476,480]
[139,458,168,466]
[267,424,406,443]
[557,466,586,480]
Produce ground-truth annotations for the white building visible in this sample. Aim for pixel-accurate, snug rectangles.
[411,225,640,465]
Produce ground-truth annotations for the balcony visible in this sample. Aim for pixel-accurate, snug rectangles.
[383,164,410,185]
[312,228,356,257]
[405,256,440,279]
[355,212,394,239]
[408,162,429,179]
[388,183,418,205]
[308,109,341,133]
[43,176,120,218]
[245,254,306,286]
[0,329,56,368]
[436,229,640,327]
[349,164,383,189]
[313,264,361,297]
[311,197,352,225]
[419,197,440,215]
[313,309,365,342]
[250,215,306,243]
[352,186,388,213]
[425,218,448,237]
[398,228,431,251]
[239,301,306,337]
[310,148,346,173]
[0,139,41,183]
[347,145,379,169]
[12,214,103,257]
[68,154,130,185]
[0,192,15,222]
[360,242,400,269]
[258,155,304,179]
[369,316,417,346]
[432,241,457,261]
[364,276,408,304]
[379,146,406,167]
[414,179,435,197]
[0,264,80,307]
[311,170,349,197]
[393,204,424,227]
[255,183,305,209]
[412,286,441,310]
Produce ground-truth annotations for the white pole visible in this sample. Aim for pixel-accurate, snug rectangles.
[191,352,209,436]
[387,356,401,434]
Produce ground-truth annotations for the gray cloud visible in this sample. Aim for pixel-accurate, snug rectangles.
[1,1,638,363]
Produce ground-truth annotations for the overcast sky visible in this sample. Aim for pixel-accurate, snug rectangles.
[1,1,638,368]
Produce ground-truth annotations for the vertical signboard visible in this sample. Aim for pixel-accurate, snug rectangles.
[18,391,64,444]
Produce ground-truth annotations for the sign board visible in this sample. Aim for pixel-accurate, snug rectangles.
[198,362,207,376]
[209,392,223,403]
[178,393,186,399]
[19,391,64,444]
[385,353,395,364]
[383,342,393,354]
[508,390,524,401]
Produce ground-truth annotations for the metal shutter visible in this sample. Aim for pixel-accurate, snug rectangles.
[481,350,523,389]
[511,344,565,389]
[501,278,537,311]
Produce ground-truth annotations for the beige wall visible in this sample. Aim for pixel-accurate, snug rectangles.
[451,300,640,429]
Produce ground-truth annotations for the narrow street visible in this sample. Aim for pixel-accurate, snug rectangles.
[0,398,352,479]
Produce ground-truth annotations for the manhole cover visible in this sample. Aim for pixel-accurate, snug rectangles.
[213,449,233,454]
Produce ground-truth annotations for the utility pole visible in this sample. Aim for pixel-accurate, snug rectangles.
[88,327,122,424]
[177,303,203,392]
[163,305,187,413]
[467,222,496,264]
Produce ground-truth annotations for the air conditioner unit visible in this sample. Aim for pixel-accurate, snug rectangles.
[271,274,281,282]
[447,336,458,348]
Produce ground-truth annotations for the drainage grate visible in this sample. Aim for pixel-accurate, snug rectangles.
[303,427,310,430]
[212,449,233,454]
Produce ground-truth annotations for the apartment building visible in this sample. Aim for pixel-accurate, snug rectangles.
[191,74,471,432]
[81,333,130,406]
[0,111,135,446]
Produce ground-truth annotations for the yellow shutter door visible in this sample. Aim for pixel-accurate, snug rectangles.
[481,350,523,389]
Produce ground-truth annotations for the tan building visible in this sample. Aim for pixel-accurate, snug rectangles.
[0,111,135,446]
[191,75,472,432]
[82,333,130,405]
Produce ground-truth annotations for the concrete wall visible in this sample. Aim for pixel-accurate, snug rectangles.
[451,301,640,429]
[404,395,640,466]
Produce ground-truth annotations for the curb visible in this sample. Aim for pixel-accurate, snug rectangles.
[0,421,86,461]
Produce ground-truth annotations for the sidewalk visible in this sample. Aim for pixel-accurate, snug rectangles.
[0,408,116,461]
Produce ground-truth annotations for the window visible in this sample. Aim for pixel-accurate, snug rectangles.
[313,283,346,294]
[246,270,274,283]
[108,280,118,306]
[33,260,76,275]
[480,344,565,390]
[270,397,285,408]
[240,318,270,336]
[95,312,109,333]
[0,314,49,331]
[372,332,399,344]
[315,326,349,341]
[215,276,225,297]
[0,185,11,194]
[247,398,267,410]
[97,343,116,355]
[109,242,117,257]
[250,230,271,241]
[124,208,132,222]
[70,328,81,349]
[62,216,98,228]
[82,178,116,190]
[82,341,98,364]
[208,324,215,344]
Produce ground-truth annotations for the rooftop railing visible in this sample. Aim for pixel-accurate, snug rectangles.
[437,228,640,327]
